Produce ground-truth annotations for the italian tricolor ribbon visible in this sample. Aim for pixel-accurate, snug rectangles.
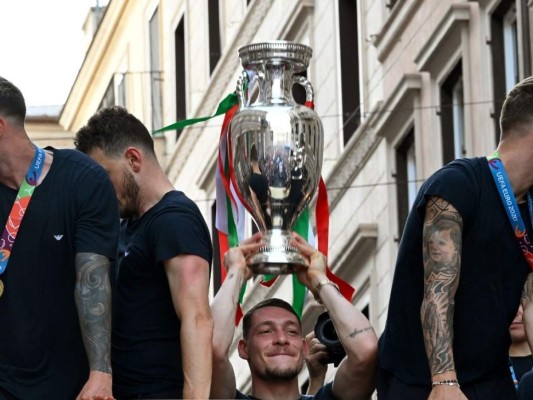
[155,94,355,324]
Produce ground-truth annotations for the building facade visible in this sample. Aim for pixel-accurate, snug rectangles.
[41,0,533,394]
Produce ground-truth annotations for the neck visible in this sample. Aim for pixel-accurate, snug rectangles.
[0,140,38,189]
[137,166,175,216]
[250,377,301,400]
[510,340,532,357]
[497,141,533,202]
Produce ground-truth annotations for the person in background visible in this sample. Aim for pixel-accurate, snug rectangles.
[305,331,329,396]
[210,232,377,400]
[510,305,533,389]
[0,76,118,399]
[377,76,533,400]
[75,106,213,399]
[509,305,533,400]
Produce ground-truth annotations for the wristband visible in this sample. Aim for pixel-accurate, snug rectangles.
[432,379,460,387]
[313,279,340,304]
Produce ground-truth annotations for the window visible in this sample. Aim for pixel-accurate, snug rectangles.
[98,79,115,110]
[98,73,127,110]
[175,17,186,142]
[490,0,531,143]
[395,129,416,237]
[116,73,126,107]
[149,7,163,132]
[208,0,222,74]
[338,0,361,145]
[440,60,464,165]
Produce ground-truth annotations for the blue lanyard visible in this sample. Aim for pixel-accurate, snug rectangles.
[509,359,519,390]
[487,151,533,270]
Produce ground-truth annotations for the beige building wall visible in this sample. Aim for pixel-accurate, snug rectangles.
[28,0,533,395]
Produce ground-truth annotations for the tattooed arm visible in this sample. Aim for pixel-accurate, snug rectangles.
[291,233,378,400]
[420,197,467,400]
[521,274,533,355]
[74,252,114,400]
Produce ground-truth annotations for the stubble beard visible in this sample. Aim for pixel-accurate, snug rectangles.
[260,358,304,381]
[120,168,141,219]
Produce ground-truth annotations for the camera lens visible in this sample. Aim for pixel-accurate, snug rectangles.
[314,311,346,366]
[316,317,339,346]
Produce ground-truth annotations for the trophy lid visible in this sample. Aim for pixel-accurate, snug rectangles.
[238,41,312,73]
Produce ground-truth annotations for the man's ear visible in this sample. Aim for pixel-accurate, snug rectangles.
[0,116,6,138]
[238,339,249,360]
[124,147,142,172]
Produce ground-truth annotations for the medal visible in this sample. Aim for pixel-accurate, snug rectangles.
[0,279,4,297]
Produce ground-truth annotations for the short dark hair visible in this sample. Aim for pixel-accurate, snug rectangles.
[242,298,301,339]
[74,106,156,157]
[500,76,533,138]
[0,77,26,126]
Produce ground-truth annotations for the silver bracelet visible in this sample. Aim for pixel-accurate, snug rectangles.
[432,379,460,387]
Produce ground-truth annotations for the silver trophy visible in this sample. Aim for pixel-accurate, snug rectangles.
[230,41,324,274]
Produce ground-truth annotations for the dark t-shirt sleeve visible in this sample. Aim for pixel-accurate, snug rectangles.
[74,165,120,258]
[416,160,480,224]
[149,206,213,264]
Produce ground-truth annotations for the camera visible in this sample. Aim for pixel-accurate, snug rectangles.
[313,311,346,366]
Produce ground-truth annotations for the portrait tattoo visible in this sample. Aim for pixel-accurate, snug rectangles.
[420,197,463,376]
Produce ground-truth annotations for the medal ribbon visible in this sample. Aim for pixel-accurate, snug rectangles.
[487,150,533,270]
[0,146,45,274]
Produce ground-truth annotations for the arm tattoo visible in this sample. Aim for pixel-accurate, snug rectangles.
[420,197,463,376]
[522,274,533,307]
[348,326,374,338]
[74,253,112,374]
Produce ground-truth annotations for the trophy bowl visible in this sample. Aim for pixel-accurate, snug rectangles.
[230,41,324,275]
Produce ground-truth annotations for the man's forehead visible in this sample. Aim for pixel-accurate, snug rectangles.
[251,306,300,326]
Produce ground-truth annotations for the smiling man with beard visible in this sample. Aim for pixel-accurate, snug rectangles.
[210,233,378,400]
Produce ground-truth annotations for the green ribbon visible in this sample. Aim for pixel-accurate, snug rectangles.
[152,92,239,135]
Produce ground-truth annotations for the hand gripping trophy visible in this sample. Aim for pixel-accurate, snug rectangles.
[230,40,324,275]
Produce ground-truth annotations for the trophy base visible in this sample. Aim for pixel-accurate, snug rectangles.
[247,246,308,275]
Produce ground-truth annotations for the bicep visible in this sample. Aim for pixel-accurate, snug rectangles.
[422,196,463,281]
[163,254,210,318]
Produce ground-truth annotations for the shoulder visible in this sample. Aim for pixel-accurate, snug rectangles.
[151,191,206,221]
[416,157,486,216]
[426,157,485,187]
[47,147,109,181]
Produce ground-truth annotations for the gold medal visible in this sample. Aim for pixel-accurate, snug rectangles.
[0,279,3,298]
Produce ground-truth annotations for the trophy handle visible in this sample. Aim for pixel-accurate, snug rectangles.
[236,70,249,107]
[292,75,314,103]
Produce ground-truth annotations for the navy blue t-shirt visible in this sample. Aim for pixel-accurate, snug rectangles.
[111,190,213,398]
[236,382,336,399]
[0,148,119,399]
[379,157,531,386]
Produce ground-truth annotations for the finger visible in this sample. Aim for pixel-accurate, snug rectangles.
[290,231,305,242]
[240,232,263,245]
[239,243,262,258]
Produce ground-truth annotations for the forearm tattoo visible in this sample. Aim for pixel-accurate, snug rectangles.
[420,197,463,376]
[348,326,374,338]
[74,253,112,374]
